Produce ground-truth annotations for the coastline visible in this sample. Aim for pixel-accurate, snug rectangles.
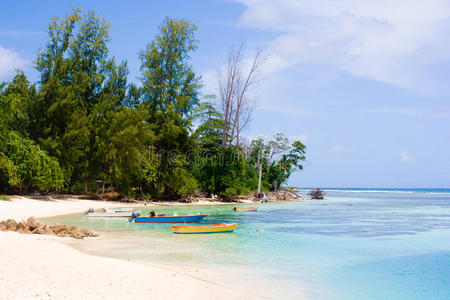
[0,196,304,300]
[0,195,257,220]
[0,196,129,220]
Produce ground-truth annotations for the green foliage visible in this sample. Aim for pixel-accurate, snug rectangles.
[0,10,306,199]
[34,8,136,193]
[0,130,64,193]
[0,195,10,201]
[139,17,200,119]
[102,107,156,195]
[139,17,202,198]
[219,154,258,198]
[192,98,224,151]
[190,147,257,198]
[0,71,37,137]
[0,152,19,191]
[248,133,306,191]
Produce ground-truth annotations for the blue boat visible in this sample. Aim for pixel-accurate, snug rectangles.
[134,214,207,223]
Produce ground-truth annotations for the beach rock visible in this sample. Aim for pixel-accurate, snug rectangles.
[5,219,17,229]
[79,228,90,235]
[56,231,66,237]
[70,233,84,239]
[16,221,27,230]
[49,224,60,230]
[50,224,67,234]
[27,217,41,230]
[32,227,45,234]
[44,226,55,235]
[79,228,98,237]
[67,225,78,234]
[17,228,31,234]
[0,218,96,239]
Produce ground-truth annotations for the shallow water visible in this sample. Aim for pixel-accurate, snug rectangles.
[43,189,450,299]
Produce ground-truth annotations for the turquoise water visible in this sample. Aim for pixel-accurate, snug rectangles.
[43,189,450,299]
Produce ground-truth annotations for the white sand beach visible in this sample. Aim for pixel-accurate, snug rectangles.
[0,196,130,220]
[0,196,296,300]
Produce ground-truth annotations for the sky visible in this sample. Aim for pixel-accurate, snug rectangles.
[1,0,450,188]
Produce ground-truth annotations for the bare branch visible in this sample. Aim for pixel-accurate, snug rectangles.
[217,43,266,152]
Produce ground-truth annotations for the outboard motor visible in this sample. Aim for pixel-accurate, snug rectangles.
[127,211,141,223]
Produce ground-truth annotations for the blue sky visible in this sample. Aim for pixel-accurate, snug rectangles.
[1,0,450,188]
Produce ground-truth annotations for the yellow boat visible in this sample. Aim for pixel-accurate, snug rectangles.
[172,223,239,234]
[233,206,258,212]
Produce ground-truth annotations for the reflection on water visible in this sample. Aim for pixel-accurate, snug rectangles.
[43,189,450,300]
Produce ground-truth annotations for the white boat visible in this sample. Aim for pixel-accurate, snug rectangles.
[104,208,134,213]
[85,209,139,218]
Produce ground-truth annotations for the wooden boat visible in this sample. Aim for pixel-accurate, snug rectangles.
[106,208,134,213]
[134,214,207,223]
[172,223,239,234]
[86,211,137,218]
[233,206,258,212]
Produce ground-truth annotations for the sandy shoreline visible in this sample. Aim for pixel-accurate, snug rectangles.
[0,231,255,300]
[0,196,130,220]
[0,196,302,300]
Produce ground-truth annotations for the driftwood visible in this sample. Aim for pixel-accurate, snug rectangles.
[308,188,325,199]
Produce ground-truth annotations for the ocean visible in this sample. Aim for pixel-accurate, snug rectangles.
[43,188,450,299]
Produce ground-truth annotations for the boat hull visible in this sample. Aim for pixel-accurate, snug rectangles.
[87,212,135,218]
[235,206,258,212]
[172,223,239,234]
[107,209,134,213]
[135,214,207,223]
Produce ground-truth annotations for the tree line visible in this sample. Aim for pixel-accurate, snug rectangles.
[0,8,306,199]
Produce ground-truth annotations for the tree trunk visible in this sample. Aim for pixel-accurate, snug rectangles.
[68,181,72,194]
[236,117,240,159]
[221,110,229,149]
[257,150,262,194]
[19,179,24,194]
[102,181,105,194]
[83,177,88,194]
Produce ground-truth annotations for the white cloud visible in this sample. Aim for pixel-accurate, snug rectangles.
[0,45,27,80]
[366,107,450,118]
[400,150,415,163]
[330,144,350,154]
[232,0,450,91]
